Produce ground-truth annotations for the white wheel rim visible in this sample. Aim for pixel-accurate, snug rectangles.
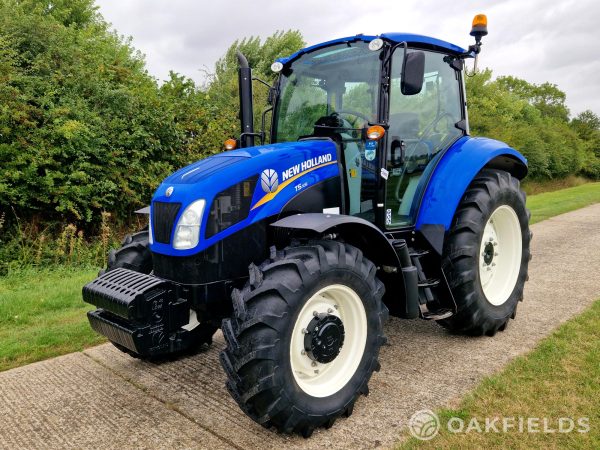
[479,205,522,306]
[290,284,367,398]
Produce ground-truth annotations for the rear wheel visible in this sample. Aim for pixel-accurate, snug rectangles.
[101,228,217,356]
[440,169,531,336]
[220,240,388,436]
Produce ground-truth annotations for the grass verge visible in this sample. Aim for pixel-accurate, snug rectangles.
[398,300,600,449]
[522,175,591,195]
[528,182,600,224]
[0,267,105,371]
[0,181,599,372]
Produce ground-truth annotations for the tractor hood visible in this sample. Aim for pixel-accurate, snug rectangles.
[150,139,340,256]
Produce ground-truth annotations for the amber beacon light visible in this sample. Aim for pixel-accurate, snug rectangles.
[470,14,488,40]
[366,125,385,140]
[224,138,237,150]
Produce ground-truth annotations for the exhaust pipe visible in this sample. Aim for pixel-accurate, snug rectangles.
[236,51,255,148]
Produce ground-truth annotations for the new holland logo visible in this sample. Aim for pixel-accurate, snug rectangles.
[260,169,279,193]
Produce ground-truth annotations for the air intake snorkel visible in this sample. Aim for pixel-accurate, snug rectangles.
[236,51,255,148]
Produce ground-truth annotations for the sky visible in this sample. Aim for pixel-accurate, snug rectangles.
[95,0,600,117]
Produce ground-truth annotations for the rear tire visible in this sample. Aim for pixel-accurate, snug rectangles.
[440,169,531,336]
[101,228,217,356]
[220,240,388,436]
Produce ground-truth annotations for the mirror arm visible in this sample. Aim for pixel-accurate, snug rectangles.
[252,76,272,89]
[252,76,278,105]
[382,41,405,67]
[401,41,408,77]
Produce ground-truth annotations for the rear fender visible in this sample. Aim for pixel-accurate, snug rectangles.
[415,136,527,232]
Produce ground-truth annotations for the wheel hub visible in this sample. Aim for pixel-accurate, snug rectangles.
[483,241,495,265]
[304,313,345,363]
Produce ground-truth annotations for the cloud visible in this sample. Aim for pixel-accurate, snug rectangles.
[95,0,600,116]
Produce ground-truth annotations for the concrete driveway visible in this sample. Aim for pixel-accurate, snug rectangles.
[1,204,599,449]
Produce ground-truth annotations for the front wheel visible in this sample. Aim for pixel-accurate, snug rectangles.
[440,169,532,336]
[220,240,388,436]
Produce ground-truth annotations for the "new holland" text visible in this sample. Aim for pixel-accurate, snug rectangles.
[282,153,333,181]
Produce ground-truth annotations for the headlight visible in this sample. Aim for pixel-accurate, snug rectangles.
[173,199,205,249]
[148,215,154,244]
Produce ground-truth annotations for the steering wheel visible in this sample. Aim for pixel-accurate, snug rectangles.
[333,110,372,125]
[393,112,455,202]
[414,112,454,148]
[405,112,455,165]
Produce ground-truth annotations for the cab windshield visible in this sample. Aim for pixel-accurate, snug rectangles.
[274,41,381,142]
[273,41,382,221]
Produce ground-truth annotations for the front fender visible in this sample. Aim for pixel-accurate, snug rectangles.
[271,213,400,267]
[415,136,527,231]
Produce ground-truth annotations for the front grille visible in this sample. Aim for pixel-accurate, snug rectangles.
[152,201,181,244]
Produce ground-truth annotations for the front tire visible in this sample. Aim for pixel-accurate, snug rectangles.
[220,240,388,436]
[440,169,531,336]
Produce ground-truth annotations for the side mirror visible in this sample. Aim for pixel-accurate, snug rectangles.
[401,51,425,96]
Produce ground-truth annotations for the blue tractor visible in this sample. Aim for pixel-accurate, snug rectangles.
[83,15,531,436]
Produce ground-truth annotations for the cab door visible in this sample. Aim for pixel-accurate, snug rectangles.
[384,49,465,228]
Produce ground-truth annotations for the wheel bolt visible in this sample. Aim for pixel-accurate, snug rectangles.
[493,242,498,246]
[334,304,338,309]
[494,252,498,256]
[302,328,308,334]
[314,369,319,374]
[492,263,496,266]
[301,350,306,355]
[487,267,492,271]
[311,361,317,367]
[327,308,333,313]
[313,311,318,317]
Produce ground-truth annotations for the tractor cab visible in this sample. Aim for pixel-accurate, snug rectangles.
[271,35,466,228]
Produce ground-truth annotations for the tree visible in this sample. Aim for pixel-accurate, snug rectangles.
[207,30,305,144]
[0,0,191,226]
[571,110,600,178]
[466,70,595,179]
[496,76,570,122]
[571,110,600,141]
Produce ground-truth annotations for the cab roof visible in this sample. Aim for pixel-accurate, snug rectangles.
[277,33,466,65]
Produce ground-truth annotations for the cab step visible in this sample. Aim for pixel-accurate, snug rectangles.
[421,308,454,321]
[418,278,440,288]
[409,249,430,258]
